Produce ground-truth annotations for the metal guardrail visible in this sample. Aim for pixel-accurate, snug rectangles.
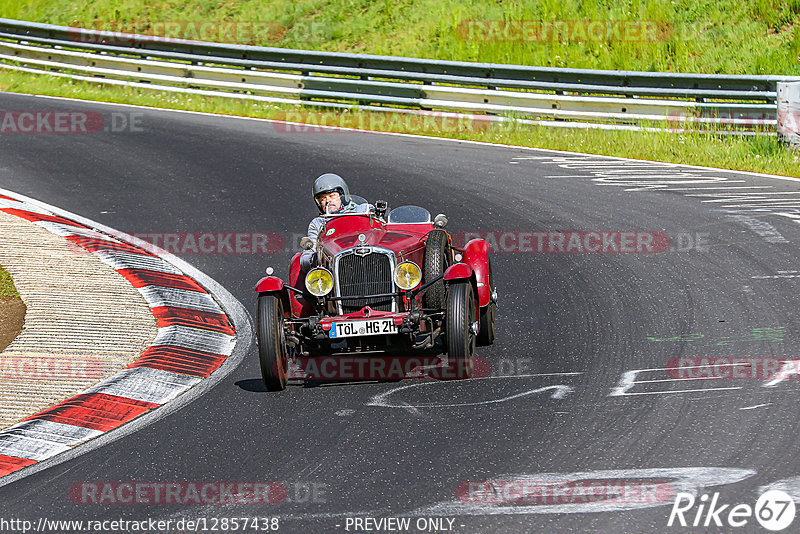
[0,18,798,131]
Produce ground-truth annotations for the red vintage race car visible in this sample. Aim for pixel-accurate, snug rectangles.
[254,200,496,391]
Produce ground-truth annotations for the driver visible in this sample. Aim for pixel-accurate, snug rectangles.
[300,173,371,270]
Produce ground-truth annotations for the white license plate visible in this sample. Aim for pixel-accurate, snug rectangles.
[330,318,399,338]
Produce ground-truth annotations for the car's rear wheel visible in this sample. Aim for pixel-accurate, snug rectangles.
[423,229,451,309]
[257,294,289,391]
[477,261,496,346]
[444,281,475,379]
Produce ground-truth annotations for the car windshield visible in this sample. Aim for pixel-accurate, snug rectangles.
[387,205,431,224]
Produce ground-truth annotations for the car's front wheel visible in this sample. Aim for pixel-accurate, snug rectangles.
[444,281,475,379]
[257,294,289,391]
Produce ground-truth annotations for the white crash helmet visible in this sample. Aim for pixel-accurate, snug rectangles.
[312,173,351,213]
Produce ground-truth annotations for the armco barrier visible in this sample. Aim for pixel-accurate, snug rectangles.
[0,17,798,132]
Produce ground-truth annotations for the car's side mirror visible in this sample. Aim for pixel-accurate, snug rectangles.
[300,237,314,250]
[434,214,448,228]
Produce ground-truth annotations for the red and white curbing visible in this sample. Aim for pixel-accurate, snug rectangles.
[0,191,242,481]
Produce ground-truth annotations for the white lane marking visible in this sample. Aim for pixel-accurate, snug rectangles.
[367,374,580,408]
[590,169,718,174]
[374,385,574,408]
[751,274,800,279]
[335,409,356,416]
[739,403,772,410]
[512,156,594,160]
[93,250,182,274]
[759,477,800,503]
[727,215,789,243]
[692,191,800,197]
[722,203,800,208]
[730,204,800,209]
[589,162,678,167]
[605,178,730,182]
[137,286,222,313]
[81,367,201,404]
[410,467,755,516]
[609,368,741,397]
[763,360,800,387]
[539,176,692,180]
[527,155,800,212]
[666,186,773,191]
[539,157,800,213]
[152,325,236,355]
[698,196,800,204]
[566,166,677,171]
[592,175,729,182]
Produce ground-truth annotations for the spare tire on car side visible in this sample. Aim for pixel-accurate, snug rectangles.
[422,229,451,309]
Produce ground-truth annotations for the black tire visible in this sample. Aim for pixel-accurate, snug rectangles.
[257,294,288,391]
[477,261,496,346]
[423,229,451,309]
[444,282,475,379]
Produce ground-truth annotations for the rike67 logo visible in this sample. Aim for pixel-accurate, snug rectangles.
[668,490,796,531]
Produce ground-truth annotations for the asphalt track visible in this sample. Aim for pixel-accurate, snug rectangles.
[2,92,800,533]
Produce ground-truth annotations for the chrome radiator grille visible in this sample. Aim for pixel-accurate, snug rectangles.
[336,250,394,314]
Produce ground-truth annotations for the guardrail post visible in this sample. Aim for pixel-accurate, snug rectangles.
[778,82,800,149]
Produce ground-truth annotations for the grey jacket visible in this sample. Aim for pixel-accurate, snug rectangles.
[300,201,372,270]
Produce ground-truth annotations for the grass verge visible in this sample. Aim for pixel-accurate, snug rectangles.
[2,67,799,177]
[0,264,24,353]
[3,0,800,75]
[0,266,19,298]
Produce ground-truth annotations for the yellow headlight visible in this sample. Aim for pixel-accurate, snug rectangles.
[394,261,422,290]
[305,267,334,296]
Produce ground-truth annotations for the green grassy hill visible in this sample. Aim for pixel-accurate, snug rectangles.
[3,0,800,74]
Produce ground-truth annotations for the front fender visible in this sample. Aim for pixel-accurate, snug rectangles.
[255,276,292,318]
[463,239,491,307]
[443,262,473,281]
[255,276,284,293]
